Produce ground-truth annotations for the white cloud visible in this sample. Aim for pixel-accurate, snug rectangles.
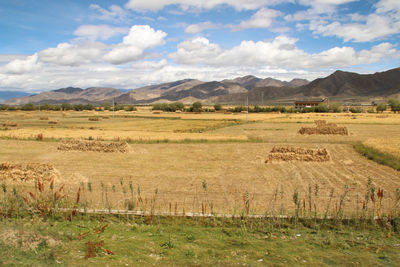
[2,54,41,74]
[104,25,167,64]
[170,36,399,69]
[375,0,400,13]
[74,25,129,40]
[185,21,219,34]
[310,14,400,42]
[89,4,129,22]
[231,8,281,31]
[38,42,106,66]
[125,0,288,12]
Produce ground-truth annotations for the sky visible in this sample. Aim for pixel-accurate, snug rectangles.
[0,0,399,92]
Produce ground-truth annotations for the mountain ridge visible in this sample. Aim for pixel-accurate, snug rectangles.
[5,67,400,105]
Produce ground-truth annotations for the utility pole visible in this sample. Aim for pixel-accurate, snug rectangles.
[261,92,264,106]
[112,97,115,118]
[246,95,249,123]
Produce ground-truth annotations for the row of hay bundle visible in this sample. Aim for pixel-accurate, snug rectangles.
[298,120,348,135]
[57,139,129,153]
[0,162,60,182]
[2,121,18,127]
[265,146,330,163]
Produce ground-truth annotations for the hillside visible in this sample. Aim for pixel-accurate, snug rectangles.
[215,67,400,104]
[5,67,400,105]
[6,87,123,105]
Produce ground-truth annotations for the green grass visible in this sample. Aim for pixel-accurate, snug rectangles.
[353,142,400,171]
[0,215,399,266]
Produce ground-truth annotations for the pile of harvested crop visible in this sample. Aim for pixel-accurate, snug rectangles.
[265,146,330,163]
[0,162,60,182]
[298,120,348,135]
[57,139,129,153]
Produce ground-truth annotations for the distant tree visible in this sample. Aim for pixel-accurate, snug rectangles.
[316,103,329,112]
[376,102,387,113]
[329,102,341,113]
[213,103,222,111]
[21,103,35,111]
[192,101,203,112]
[388,98,400,113]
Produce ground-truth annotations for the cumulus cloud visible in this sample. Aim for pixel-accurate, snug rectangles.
[89,4,129,22]
[185,21,219,34]
[2,54,41,74]
[170,36,399,69]
[231,8,281,31]
[103,25,167,64]
[38,42,106,66]
[310,13,400,42]
[125,0,287,12]
[74,25,129,40]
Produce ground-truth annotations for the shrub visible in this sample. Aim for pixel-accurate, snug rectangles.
[349,107,362,113]
[213,103,222,111]
[389,98,400,113]
[192,101,203,112]
[329,102,341,113]
[376,103,387,113]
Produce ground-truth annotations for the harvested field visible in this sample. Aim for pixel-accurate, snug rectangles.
[57,139,129,153]
[39,117,49,120]
[265,146,330,163]
[0,162,60,182]
[298,120,348,135]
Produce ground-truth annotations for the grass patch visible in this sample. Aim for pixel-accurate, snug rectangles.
[0,215,399,266]
[353,141,400,171]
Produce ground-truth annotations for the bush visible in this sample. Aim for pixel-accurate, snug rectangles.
[376,103,387,113]
[192,101,203,112]
[329,102,341,113]
[213,103,222,111]
[349,107,362,113]
[152,102,184,112]
[389,98,400,113]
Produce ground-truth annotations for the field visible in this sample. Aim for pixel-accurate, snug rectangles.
[0,109,399,215]
[1,108,400,265]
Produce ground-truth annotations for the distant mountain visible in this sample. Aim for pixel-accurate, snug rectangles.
[6,67,399,105]
[0,91,33,103]
[6,87,123,105]
[215,67,400,104]
[114,76,309,104]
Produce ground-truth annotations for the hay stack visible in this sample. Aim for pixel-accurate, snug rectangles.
[88,117,101,121]
[298,120,348,135]
[2,121,18,127]
[265,146,330,163]
[0,162,60,182]
[57,139,129,153]
[48,121,58,125]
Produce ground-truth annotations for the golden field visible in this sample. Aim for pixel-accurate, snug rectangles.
[0,109,399,215]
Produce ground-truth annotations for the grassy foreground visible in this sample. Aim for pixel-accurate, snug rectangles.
[353,141,400,171]
[1,215,400,266]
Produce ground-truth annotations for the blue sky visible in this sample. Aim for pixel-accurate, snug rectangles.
[0,0,399,92]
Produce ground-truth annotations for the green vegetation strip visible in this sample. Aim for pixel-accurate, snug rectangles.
[353,141,400,171]
[1,216,400,266]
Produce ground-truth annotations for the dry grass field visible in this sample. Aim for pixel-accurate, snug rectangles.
[0,109,399,216]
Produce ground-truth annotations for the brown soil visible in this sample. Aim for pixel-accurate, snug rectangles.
[0,229,60,251]
[298,120,348,135]
[57,139,129,153]
[265,146,330,163]
[0,162,60,182]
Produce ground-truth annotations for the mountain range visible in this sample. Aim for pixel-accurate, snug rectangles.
[4,67,400,105]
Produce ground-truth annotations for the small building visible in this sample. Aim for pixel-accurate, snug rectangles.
[294,98,328,109]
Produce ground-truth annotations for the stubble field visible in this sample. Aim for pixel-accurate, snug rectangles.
[0,109,399,216]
